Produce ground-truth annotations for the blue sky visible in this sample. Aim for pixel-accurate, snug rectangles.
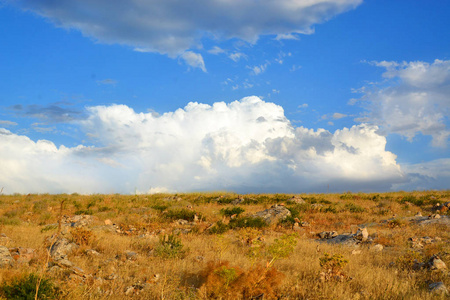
[0,0,449,194]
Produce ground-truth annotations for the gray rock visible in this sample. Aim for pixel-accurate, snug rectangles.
[318,231,338,239]
[0,246,14,268]
[49,237,79,260]
[426,255,447,270]
[355,227,368,242]
[252,204,291,224]
[288,196,306,204]
[125,250,138,261]
[55,259,74,268]
[428,282,449,295]
[326,234,360,247]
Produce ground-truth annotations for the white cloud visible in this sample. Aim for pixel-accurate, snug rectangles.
[180,51,207,72]
[9,0,362,56]
[1,96,431,195]
[0,120,17,126]
[229,52,247,62]
[356,59,450,147]
[208,46,226,55]
[332,113,348,119]
[275,33,301,40]
[249,63,269,75]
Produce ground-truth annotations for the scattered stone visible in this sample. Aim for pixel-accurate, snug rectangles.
[49,237,79,260]
[351,249,362,255]
[370,244,384,252]
[325,234,360,247]
[86,249,101,256]
[125,250,138,261]
[415,212,422,217]
[429,213,441,219]
[231,196,245,205]
[9,247,37,264]
[318,231,338,239]
[0,234,11,246]
[288,196,306,204]
[428,282,449,295]
[310,204,324,210]
[355,227,369,242]
[62,215,94,227]
[252,204,291,225]
[55,259,74,268]
[176,219,189,225]
[426,255,447,270]
[300,221,310,227]
[0,246,15,268]
[104,219,113,225]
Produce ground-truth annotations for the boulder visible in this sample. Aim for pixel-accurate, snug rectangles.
[49,237,79,260]
[0,246,14,268]
[252,204,291,224]
[370,244,384,252]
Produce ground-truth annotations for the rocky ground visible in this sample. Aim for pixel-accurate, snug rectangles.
[0,191,448,299]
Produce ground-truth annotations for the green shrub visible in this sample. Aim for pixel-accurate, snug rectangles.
[345,202,365,213]
[229,217,267,229]
[1,273,59,300]
[155,234,186,259]
[209,221,229,234]
[220,207,245,218]
[164,208,198,221]
[74,209,93,215]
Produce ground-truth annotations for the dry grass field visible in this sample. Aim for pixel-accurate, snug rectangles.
[0,190,448,299]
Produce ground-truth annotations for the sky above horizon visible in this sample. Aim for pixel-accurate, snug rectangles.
[0,0,449,194]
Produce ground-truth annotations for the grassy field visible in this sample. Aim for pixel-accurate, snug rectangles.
[0,190,448,299]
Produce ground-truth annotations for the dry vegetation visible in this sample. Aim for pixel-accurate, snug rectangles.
[0,190,448,299]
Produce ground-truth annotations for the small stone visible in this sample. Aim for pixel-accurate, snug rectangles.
[86,249,101,256]
[415,212,422,217]
[351,249,362,255]
[300,221,310,227]
[426,255,447,270]
[355,227,369,242]
[104,219,113,225]
[318,231,338,239]
[125,250,138,261]
[370,244,384,252]
[125,286,135,296]
[0,246,14,268]
[55,259,74,268]
[428,282,449,295]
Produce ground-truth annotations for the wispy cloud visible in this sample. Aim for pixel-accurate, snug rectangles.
[97,79,117,85]
[8,103,86,123]
[0,120,18,127]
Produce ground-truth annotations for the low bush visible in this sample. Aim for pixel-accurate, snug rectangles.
[209,221,229,234]
[155,234,186,258]
[1,273,59,300]
[220,207,245,218]
[164,208,198,221]
[229,216,267,229]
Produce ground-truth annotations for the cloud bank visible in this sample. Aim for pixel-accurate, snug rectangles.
[8,0,362,70]
[355,59,450,147]
[2,96,437,195]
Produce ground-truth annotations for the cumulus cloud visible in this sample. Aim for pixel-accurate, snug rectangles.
[355,59,450,147]
[0,96,421,194]
[8,0,362,56]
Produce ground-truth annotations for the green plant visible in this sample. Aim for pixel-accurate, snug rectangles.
[267,233,298,266]
[396,250,423,271]
[345,202,365,213]
[209,221,229,234]
[229,216,267,229]
[164,208,198,221]
[155,234,186,258]
[220,207,245,218]
[1,273,58,300]
[319,253,348,281]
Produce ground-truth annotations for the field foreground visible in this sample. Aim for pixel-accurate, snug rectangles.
[0,191,448,299]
